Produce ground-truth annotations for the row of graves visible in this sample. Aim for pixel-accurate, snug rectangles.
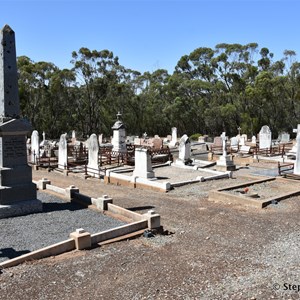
[28,116,300,198]
[27,115,174,178]
[28,120,233,192]
[209,125,298,164]
[206,125,300,208]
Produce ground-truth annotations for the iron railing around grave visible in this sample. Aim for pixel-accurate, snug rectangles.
[29,143,173,177]
[278,161,294,176]
[28,149,59,170]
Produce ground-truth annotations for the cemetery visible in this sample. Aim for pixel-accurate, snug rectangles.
[2,24,300,299]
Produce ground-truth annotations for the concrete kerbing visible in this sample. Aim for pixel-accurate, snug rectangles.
[208,177,300,208]
[92,195,113,211]
[70,229,92,250]
[0,239,75,269]
[0,181,162,269]
[65,185,80,200]
[107,203,145,221]
[91,220,149,244]
[105,171,171,192]
[45,184,66,195]
[144,210,161,229]
[105,164,232,192]
[37,178,51,190]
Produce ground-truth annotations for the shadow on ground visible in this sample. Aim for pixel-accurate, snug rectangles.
[0,248,30,260]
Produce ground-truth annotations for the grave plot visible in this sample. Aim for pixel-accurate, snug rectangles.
[209,177,300,208]
[0,179,161,269]
[106,163,231,192]
[0,191,126,264]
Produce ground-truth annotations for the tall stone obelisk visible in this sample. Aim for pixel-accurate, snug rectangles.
[0,24,42,218]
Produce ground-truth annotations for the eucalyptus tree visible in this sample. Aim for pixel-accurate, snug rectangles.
[134,69,171,136]
[43,68,77,138]
[71,48,125,136]
[18,56,60,132]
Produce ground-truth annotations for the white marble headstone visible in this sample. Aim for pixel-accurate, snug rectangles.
[294,134,300,175]
[87,134,99,171]
[280,132,290,143]
[169,127,178,147]
[178,134,191,162]
[259,125,272,149]
[133,148,155,178]
[58,133,68,169]
[31,130,39,163]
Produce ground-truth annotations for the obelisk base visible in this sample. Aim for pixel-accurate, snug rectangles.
[0,199,42,219]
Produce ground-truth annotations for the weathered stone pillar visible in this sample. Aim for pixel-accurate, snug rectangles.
[0,25,42,218]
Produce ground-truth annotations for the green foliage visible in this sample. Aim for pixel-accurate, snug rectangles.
[189,133,202,141]
[17,43,300,140]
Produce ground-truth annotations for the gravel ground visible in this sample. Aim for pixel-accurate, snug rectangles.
[121,165,221,183]
[224,179,298,199]
[0,191,126,263]
[1,162,300,299]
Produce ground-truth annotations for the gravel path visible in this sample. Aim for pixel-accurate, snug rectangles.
[0,191,126,263]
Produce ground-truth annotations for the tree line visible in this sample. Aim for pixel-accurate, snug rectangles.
[17,43,300,140]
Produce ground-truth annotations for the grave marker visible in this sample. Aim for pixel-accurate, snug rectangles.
[169,127,177,147]
[87,134,100,177]
[216,132,236,171]
[259,125,272,149]
[0,25,41,218]
[133,148,155,179]
[58,133,68,169]
[111,112,126,153]
[279,132,290,143]
[230,137,238,149]
[293,125,300,175]
[31,130,39,163]
[176,134,191,165]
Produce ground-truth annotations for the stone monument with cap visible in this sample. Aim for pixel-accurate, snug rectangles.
[111,112,127,153]
[0,25,42,218]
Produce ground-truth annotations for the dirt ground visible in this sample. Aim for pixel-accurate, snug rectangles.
[1,162,300,300]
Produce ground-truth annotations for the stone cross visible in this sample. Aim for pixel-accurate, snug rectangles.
[116,111,122,120]
[221,132,227,156]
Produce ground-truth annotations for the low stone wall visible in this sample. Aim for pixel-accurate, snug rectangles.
[91,220,148,244]
[0,179,161,269]
[0,239,75,269]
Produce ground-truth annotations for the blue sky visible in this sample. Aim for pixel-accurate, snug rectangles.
[1,0,299,73]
